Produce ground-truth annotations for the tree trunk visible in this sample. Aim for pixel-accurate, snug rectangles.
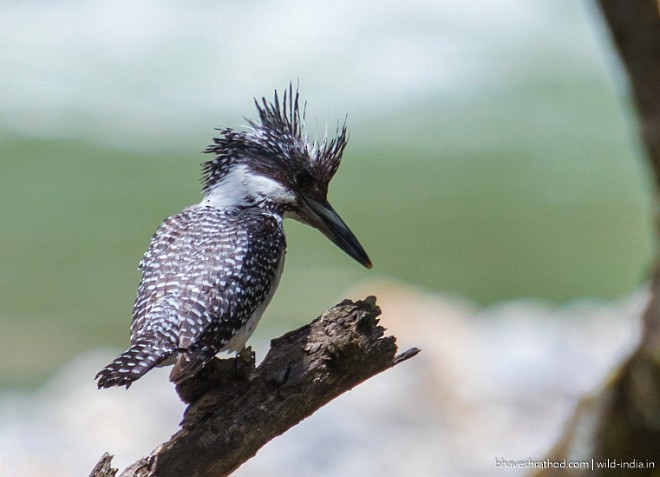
[534,2,660,476]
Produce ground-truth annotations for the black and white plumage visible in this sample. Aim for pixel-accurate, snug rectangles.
[96,86,371,388]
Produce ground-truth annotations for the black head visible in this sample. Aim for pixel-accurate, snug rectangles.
[202,85,371,269]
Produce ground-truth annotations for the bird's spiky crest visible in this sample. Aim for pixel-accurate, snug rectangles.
[252,83,306,142]
[202,84,348,192]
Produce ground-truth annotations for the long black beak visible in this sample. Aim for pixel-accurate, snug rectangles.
[301,198,372,269]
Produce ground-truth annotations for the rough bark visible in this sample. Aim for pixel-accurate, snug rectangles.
[600,0,660,185]
[89,296,419,477]
[88,453,117,477]
[533,2,660,476]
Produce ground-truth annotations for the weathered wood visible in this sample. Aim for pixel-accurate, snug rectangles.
[90,296,419,477]
[89,453,117,477]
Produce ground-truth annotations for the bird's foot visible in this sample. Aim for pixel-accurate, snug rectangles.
[235,346,255,376]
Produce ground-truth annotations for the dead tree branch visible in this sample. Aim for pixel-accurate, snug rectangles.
[89,296,419,477]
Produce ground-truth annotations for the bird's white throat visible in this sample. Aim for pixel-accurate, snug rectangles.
[202,164,296,209]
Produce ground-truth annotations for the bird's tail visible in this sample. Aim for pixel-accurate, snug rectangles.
[95,338,175,388]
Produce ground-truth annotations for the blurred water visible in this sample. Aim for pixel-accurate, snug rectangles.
[0,3,656,475]
[0,0,625,148]
[0,0,654,387]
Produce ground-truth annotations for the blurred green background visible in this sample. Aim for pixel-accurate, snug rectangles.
[0,1,654,387]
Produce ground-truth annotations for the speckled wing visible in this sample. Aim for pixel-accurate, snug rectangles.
[97,205,285,388]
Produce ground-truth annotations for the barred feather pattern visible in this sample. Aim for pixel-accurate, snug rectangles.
[96,205,285,388]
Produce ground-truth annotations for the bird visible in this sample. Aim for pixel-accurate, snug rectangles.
[95,85,372,388]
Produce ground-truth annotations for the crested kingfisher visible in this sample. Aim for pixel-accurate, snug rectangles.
[96,86,371,388]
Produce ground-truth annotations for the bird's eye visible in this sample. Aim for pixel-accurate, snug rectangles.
[294,170,314,188]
